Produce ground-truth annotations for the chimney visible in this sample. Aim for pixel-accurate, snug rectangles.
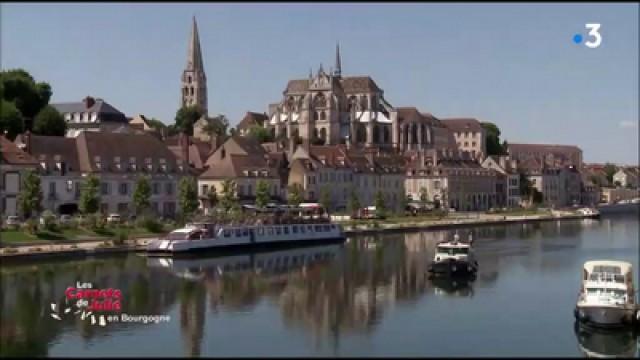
[83,96,96,109]
[24,130,32,154]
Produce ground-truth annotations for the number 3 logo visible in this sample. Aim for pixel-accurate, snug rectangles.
[585,23,602,49]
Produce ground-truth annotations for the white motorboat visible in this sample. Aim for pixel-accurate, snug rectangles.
[428,232,478,277]
[577,207,601,219]
[575,260,637,327]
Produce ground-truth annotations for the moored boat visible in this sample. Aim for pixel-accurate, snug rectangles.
[574,260,637,328]
[577,207,601,219]
[145,205,345,255]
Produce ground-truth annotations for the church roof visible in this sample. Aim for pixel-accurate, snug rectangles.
[285,76,380,94]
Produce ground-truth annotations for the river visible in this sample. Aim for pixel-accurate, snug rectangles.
[1,214,638,357]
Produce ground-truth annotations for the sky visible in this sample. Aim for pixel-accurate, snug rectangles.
[1,3,638,165]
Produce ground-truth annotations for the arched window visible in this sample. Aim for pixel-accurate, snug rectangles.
[360,96,368,111]
[348,96,358,112]
[383,126,390,144]
[356,124,366,144]
[373,125,380,144]
[286,97,296,111]
[188,75,192,84]
[319,128,327,144]
[313,112,319,121]
[319,111,326,120]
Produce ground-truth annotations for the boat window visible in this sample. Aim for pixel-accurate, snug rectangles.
[188,231,202,240]
[257,260,263,267]
[593,265,621,274]
[235,229,242,236]
[268,227,274,235]
[438,247,469,255]
[276,227,282,235]
[301,226,305,234]
[284,227,289,234]
[323,225,330,231]
[224,230,231,237]
[293,226,298,234]
[315,225,322,231]
[243,229,249,236]
[224,264,231,271]
[258,228,264,236]
[166,232,188,240]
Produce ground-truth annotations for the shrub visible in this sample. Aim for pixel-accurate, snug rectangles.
[3,248,18,254]
[70,244,78,249]
[114,229,129,245]
[32,247,43,252]
[40,210,58,232]
[137,216,163,233]
[22,218,39,235]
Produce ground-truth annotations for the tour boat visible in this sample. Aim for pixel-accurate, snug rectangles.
[574,260,637,327]
[427,232,478,277]
[146,221,345,254]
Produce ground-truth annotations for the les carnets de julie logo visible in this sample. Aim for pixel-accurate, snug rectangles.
[49,281,170,327]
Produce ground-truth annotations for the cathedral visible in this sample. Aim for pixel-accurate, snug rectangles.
[266,44,455,152]
[180,17,455,154]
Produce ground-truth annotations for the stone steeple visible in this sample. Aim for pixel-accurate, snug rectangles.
[334,42,342,77]
[181,16,208,116]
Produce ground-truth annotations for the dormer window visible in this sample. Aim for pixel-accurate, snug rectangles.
[129,157,137,171]
[40,161,47,171]
[145,157,152,172]
[252,170,258,177]
[243,170,249,177]
[261,170,268,177]
[160,164,167,172]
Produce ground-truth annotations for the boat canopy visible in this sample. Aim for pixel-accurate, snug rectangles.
[583,261,633,276]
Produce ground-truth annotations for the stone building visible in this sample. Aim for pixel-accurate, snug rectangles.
[441,118,486,161]
[481,155,521,208]
[405,149,498,211]
[507,143,583,169]
[14,131,188,217]
[236,112,269,136]
[288,144,405,212]
[265,45,455,153]
[198,136,285,210]
[52,96,129,137]
[0,135,38,217]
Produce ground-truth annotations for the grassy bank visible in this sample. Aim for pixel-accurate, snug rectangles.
[0,224,170,246]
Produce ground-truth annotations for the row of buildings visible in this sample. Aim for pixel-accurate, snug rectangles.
[1,17,636,219]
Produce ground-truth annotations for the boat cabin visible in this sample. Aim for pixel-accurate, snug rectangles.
[435,242,471,256]
[582,260,635,303]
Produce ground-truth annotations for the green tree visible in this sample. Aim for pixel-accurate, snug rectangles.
[17,170,43,219]
[202,115,229,140]
[0,99,24,140]
[0,69,52,122]
[32,105,66,136]
[603,163,617,185]
[174,105,203,136]
[146,118,167,131]
[532,189,544,205]
[206,186,218,210]
[219,179,238,211]
[247,125,273,143]
[178,177,199,217]
[79,174,100,214]
[319,185,332,211]
[132,175,152,215]
[481,122,506,156]
[287,183,304,206]
[374,190,386,213]
[419,187,429,204]
[347,188,361,214]
[255,180,271,208]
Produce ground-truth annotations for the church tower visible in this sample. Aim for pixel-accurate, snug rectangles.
[181,16,208,116]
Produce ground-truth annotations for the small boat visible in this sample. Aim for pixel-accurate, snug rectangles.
[574,260,637,327]
[577,207,601,219]
[428,232,478,277]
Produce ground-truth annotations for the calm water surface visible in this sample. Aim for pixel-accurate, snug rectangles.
[1,214,638,357]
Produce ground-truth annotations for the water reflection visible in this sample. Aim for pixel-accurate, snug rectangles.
[1,216,637,357]
[573,322,638,358]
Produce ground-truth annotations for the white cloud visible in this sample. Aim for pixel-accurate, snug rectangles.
[619,120,638,129]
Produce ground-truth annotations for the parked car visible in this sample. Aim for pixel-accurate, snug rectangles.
[59,214,73,225]
[5,216,21,228]
[106,214,121,224]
